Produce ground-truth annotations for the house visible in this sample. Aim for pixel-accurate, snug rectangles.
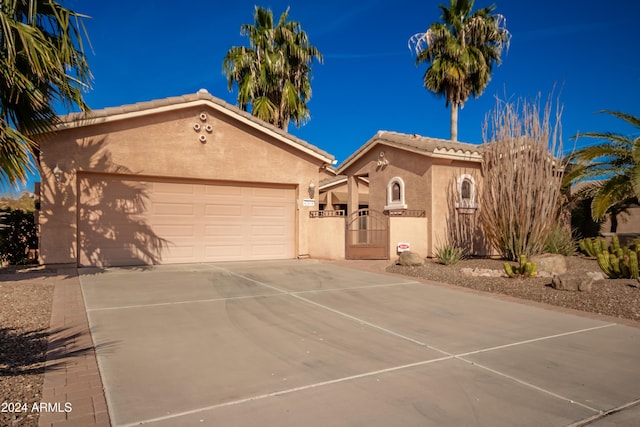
[36,90,335,267]
[36,91,492,267]
[319,131,489,260]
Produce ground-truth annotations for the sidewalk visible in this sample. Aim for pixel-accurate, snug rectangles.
[38,270,110,427]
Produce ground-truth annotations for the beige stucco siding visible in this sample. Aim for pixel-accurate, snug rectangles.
[39,104,325,266]
[430,160,484,256]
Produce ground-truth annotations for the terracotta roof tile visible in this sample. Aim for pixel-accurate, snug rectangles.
[338,130,482,173]
[55,90,334,163]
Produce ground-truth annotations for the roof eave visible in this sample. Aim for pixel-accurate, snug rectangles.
[52,97,334,165]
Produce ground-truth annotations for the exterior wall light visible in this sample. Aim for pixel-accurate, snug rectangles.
[53,164,63,183]
[308,181,316,198]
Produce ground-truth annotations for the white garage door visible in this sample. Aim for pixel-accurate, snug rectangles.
[78,175,296,267]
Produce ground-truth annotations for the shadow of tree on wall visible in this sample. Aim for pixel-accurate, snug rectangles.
[41,137,169,267]
[445,178,490,257]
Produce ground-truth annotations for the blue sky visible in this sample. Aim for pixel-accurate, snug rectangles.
[9,0,640,193]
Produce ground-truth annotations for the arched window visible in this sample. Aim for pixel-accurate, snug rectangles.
[461,179,471,201]
[385,177,407,210]
[456,174,477,212]
[391,182,401,202]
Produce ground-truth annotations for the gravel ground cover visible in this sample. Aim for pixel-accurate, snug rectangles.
[388,255,640,323]
[0,269,55,427]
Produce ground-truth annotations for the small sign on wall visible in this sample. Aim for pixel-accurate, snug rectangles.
[397,242,411,252]
[302,199,316,207]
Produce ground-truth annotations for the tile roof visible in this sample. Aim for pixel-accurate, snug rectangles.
[53,89,334,163]
[338,130,483,173]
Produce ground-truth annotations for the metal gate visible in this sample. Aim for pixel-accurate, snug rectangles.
[345,209,389,260]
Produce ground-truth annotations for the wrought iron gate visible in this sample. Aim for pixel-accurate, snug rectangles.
[345,209,389,260]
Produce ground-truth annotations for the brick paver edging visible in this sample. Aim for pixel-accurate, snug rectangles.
[39,269,111,427]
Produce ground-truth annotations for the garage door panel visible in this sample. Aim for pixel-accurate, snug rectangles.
[203,185,244,197]
[251,225,286,236]
[152,203,195,216]
[79,176,295,266]
[251,187,290,200]
[252,205,289,218]
[205,225,242,237]
[205,204,243,217]
[153,224,195,238]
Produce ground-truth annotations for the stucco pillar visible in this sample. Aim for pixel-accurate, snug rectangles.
[325,191,334,211]
[347,175,360,216]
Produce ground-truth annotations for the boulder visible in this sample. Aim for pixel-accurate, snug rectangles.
[531,254,567,274]
[398,251,424,266]
[551,273,595,292]
[585,271,606,281]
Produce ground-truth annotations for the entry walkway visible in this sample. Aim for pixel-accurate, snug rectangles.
[41,260,640,426]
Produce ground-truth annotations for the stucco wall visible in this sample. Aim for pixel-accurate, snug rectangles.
[389,216,429,260]
[308,216,346,259]
[38,105,326,265]
[430,161,487,257]
[344,144,432,213]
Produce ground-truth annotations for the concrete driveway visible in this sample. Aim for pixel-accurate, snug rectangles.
[79,260,640,426]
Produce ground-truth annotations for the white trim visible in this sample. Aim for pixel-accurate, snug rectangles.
[455,174,478,210]
[384,176,407,211]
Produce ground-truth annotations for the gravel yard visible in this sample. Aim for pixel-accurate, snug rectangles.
[0,269,55,427]
[388,255,640,323]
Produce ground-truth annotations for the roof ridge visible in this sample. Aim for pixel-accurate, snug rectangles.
[52,91,334,163]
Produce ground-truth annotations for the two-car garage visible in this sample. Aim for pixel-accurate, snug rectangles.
[38,91,333,268]
[78,175,296,267]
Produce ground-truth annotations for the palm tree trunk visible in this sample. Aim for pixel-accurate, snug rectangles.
[450,103,459,141]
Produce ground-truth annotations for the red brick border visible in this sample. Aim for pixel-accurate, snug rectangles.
[39,270,111,427]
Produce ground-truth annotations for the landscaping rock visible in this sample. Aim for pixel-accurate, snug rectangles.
[551,273,594,292]
[398,251,424,266]
[586,271,606,281]
[460,267,506,277]
[531,254,567,274]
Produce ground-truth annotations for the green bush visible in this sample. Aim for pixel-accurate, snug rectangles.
[434,243,463,265]
[0,209,38,265]
[544,225,576,256]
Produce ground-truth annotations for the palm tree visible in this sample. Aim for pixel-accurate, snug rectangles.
[223,6,322,130]
[409,0,510,141]
[0,0,92,187]
[565,111,640,223]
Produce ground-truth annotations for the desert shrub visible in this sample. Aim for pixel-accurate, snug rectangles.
[434,243,463,265]
[478,95,565,261]
[0,209,38,265]
[544,225,576,256]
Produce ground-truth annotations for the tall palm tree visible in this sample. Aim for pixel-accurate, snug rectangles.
[409,0,510,141]
[223,6,322,130]
[0,0,92,187]
[565,111,640,222]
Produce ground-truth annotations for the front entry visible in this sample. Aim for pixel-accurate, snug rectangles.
[345,209,389,260]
